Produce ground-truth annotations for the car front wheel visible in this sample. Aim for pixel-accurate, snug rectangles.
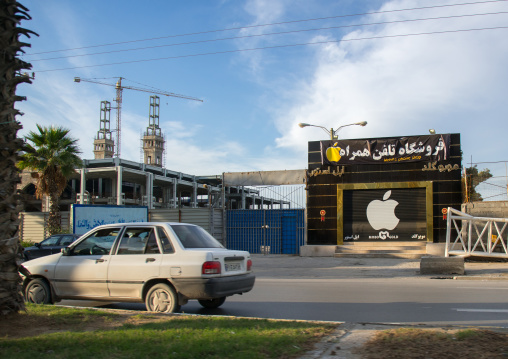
[145,283,180,313]
[198,297,226,309]
[25,278,53,304]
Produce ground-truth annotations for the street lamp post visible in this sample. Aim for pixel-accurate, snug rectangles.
[298,121,367,140]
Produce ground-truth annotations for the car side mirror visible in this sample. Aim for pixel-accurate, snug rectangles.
[61,247,71,256]
[35,242,41,248]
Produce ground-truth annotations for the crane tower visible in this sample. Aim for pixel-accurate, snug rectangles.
[93,100,114,159]
[143,96,164,167]
[74,77,202,158]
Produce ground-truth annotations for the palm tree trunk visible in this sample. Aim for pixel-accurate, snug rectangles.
[0,0,37,315]
[48,192,62,235]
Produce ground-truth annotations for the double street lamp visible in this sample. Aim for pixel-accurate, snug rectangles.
[298,121,367,140]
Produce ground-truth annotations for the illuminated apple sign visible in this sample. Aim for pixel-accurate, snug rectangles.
[326,145,342,162]
[366,190,400,231]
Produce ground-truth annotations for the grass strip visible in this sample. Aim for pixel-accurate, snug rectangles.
[0,305,335,359]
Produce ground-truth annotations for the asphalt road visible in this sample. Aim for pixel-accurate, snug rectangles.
[59,255,508,327]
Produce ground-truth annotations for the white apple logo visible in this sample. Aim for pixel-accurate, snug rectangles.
[366,190,400,231]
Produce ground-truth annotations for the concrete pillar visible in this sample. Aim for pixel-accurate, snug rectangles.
[191,182,198,208]
[146,172,153,209]
[98,178,103,197]
[80,169,86,204]
[172,179,178,208]
[241,186,246,209]
[111,180,116,201]
[116,166,123,205]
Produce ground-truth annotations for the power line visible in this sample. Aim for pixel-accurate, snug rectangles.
[24,0,508,56]
[482,193,507,199]
[34,26,508,73]
[471,160,508,164]
[28,11,508,63]
[480,181,507,189]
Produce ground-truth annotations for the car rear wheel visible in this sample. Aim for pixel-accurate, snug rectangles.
[25,278,53,304]
[198,297,226,309]
[145,283,180,313]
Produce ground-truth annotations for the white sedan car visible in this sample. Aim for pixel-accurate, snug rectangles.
[21,222,255,313]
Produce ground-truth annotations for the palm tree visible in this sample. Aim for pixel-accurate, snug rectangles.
[18,125,83,235]
[0,0,37,315]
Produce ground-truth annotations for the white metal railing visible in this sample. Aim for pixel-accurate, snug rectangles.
[445,207,508,258]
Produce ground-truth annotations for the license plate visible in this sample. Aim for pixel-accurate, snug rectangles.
[225,262,241,272]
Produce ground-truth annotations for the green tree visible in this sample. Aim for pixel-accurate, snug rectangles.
[463,166,493,202]
[0,0,37,315]
[18,125,82,234]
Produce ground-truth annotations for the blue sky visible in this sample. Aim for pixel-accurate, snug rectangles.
[17,0,508,196]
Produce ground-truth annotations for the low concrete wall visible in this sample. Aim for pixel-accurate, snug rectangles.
[420,256,465,275]
[462,201,508,219]
[426,243,447,257]
[300,245,336,257]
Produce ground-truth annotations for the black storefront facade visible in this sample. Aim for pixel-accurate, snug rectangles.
[306,133,462,245]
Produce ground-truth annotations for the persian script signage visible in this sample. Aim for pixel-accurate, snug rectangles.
[321,134,451,166]
[71,204,148,235]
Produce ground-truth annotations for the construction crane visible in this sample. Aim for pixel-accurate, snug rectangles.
[74,77,203,158]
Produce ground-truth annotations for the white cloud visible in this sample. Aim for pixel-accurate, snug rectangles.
[18,0,508,179]
[274,0,508,164]
[235,0,292,75]
[164,138,248,175]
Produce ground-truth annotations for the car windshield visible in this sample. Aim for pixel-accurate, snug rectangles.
[170,225,223,249]
[40,236,60,246]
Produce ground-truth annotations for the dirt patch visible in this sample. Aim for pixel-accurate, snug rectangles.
[357,327,508,359]
[0,308,178,339]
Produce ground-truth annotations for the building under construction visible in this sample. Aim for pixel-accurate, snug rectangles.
[18,78,303,253]
[19,93,291,212]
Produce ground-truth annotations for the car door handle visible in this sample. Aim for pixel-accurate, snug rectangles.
[96,259,106,263]
[146,258,156,263]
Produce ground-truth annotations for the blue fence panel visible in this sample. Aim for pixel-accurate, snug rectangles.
[226,209,305,254]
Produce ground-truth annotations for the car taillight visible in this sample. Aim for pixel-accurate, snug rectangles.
[202,261,221,274]
[247,259,252,271]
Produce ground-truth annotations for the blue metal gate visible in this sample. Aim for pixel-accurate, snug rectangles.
[226,209,305,254]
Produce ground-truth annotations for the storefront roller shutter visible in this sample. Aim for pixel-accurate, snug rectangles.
[343,188,427,241]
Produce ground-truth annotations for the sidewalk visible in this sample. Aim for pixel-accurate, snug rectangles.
[251,254,508,280]
[250,255,508,358]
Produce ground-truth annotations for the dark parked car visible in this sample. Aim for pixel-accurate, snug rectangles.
[23,234,80,261]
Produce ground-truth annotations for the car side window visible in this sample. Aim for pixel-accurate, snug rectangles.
[157,227,174,254]
[72,228,120,256]
[145,230,160,254]
[171,225,223,249]
[59,235,75,246]
[117,227,160,255]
